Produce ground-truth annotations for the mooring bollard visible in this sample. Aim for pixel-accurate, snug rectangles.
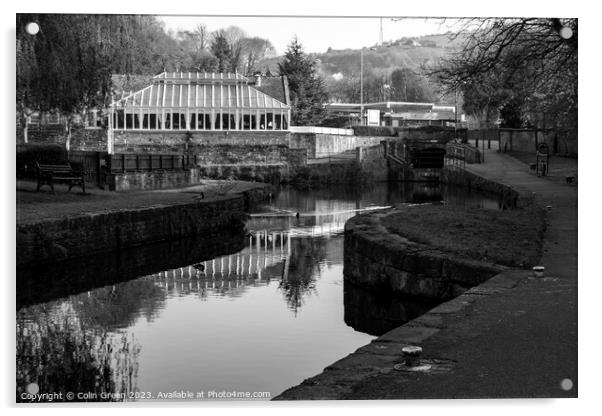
[533,266,545,278]
[401,345,423,367]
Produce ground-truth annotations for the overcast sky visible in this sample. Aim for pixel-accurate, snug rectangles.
[157,16,462,55]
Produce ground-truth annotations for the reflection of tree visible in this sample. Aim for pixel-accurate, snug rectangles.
[70,278,166,330]
[16,305,140,402]
[16,277,161,402]
[278,237,327,314]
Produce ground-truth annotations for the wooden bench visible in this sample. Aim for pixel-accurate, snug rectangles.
[35,162,85,193]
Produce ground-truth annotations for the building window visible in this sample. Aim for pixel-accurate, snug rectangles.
[114,109,125,129]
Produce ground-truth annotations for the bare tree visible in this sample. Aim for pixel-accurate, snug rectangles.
[194,23,209,51]
[242,37,276,75]
[428,18,577,131]
[223,26,247,72]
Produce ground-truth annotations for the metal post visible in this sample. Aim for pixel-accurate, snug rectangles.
[482,136,485,163]
[360,49,364,126]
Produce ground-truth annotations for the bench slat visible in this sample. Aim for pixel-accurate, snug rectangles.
[35,162,85,193]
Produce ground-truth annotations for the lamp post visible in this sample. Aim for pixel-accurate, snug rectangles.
[454,81,467,140]
[360,48,364,126]
[454,88,458,139]
[360,47,377,126]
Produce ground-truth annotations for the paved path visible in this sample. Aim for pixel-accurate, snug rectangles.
[277,149,578,400]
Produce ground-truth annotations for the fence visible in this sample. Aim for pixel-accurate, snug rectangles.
[69,151,106,184]
[444,143,467,169]
[67,151,195,189]
[467,129,500,150]
[108,153,196,172]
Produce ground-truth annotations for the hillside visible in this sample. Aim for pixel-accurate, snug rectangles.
[258,32,465,103]
[260,33,464,77]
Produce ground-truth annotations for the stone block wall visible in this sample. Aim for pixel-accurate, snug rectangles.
[198,164,286,183]
[357,143,388,182]
[441,167,519,208]
[193,144,306,166]
[20,125,107,152]
[108,168,201,191]
[16,186,270,266]
[343,211,505,300]
[113,130,290,153]
[18,230,246,309]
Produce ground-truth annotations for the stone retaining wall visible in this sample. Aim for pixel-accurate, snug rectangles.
[441,167,519,208]
[17,230,246,309]
[107,168,201,192]
[16,186,270,266]
[113,130,290,153]
[357,144,388,182]
[344,210,506,300]
[198,163,286,184]
[23,125,107,152]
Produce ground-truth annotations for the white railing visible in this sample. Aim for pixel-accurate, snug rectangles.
[290,126,354,136]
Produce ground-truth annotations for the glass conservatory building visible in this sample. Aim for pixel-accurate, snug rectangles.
[109,72,290,133]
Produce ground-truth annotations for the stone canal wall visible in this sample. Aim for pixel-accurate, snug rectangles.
[109,168,201,191]
[441,167,519,208]
[17,230,246,309]
[343,210,506,300]
[357,144,388,182]
[16,186,270,267]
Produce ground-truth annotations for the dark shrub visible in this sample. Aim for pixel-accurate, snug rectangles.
[319,115,351,128]
[353,125,396,137]
[16,143,67,178]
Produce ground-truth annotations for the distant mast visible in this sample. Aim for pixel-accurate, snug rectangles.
[379,17,383,46]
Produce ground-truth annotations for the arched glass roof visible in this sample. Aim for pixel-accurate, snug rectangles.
[111,72,289,111]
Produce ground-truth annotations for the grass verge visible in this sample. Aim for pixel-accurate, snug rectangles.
[380,199,546,268]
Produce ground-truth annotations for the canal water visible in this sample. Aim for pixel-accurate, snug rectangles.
[16,182,502,402]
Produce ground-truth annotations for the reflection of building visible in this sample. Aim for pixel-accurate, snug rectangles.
[325,101,461,128]
[151,231,292,285]
[148,228,333,314]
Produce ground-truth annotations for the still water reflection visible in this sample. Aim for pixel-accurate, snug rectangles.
[16,182,502,401]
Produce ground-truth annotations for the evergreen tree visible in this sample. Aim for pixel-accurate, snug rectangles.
[278,38,329,126]
[210,31,233,73]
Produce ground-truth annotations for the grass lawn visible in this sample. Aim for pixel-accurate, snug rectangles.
[16,179,265,224]
[381,200,546,268]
